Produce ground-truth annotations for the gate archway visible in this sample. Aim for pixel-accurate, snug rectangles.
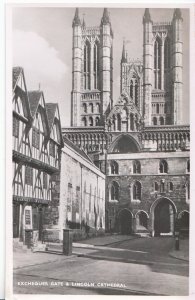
[118,209,132,235]
[151,198,177,236]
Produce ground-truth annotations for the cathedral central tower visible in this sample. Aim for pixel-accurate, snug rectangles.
[71,8,113,127]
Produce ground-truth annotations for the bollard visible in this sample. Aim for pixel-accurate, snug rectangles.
[175,231,180,251]
[63,229,72,255]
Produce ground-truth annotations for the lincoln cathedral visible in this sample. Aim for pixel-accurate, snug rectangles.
[63,8,190,236]
[13,8,190,244]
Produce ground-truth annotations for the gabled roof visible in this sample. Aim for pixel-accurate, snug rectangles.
[13,67,23,90]
[45,103,64,147]
[64,136,92,163]
[28,90,42,118]
[45,103,58,130]
[107,92,141,121]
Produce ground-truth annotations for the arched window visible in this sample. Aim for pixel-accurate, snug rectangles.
[153,117,157,125]
[160,180,165,192]
[160,117,164,125]
[130,80,133,99]
[154,37,161,89]
[169,182,173,191]
[82,117,87,127]
[110,161,119,174]
[133,181,141,200]
[111,181,119,201]
[95,117,100,126]
[89,117,93,126]
[187,160,190,173]
[84,41,90,90]
[159,160,168,173]
[96,103,100,113]
[83,103,87,113]
[93,41,99,89]
[89,103,93,113]
[154,182,159,191]
[164,38,170,71]
[156,103,160,114]
[135,80,138,107]
[133,160,141,174]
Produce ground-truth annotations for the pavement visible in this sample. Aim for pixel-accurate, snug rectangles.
[169,238,189,261]
[13,234,189,296]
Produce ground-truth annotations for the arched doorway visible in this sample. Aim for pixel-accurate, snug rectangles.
[152,198,176,236]
[179,211,189,231]
[136,211,148,229]
[118,209,132,235]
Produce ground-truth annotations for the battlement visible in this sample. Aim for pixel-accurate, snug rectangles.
[82,26,100,36]
[153,22,172,32]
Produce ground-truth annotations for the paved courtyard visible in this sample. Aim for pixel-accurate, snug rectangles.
[13,236,189,296]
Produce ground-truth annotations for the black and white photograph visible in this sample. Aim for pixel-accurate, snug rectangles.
[6,2,193,298]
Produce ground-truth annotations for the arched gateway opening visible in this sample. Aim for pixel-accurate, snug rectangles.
[118,209,132,235]
[152,198,176,236]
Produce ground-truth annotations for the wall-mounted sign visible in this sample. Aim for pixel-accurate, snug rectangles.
[25,209,31,225]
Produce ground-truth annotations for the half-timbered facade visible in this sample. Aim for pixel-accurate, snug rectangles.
[12,67,63,241]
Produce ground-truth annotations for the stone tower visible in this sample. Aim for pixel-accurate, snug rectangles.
[143,8,153,126]
[172,9,183,125]
[71,8,113,127]
[142,8,183,126]
[120,41,143,116]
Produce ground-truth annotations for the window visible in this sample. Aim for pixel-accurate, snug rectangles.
[133,181,141,200]
[83,103,87,113]
[32,128,40,149]
[89,103,93,113]
[84,41,90,90]
[169,182,173,191]
[187,160,190,173]
[156,104,160,114]
[94,41,99,89]
[43,172,47,189]
[95,117,100,126]
[89,117,93,126]
[153,117,157,125]
[111,181,119,201]
[82,117,87,127]
[49,140,55,157]
[13,117,19,137]
[160,117,164,125]
[133,160,141,174]
[159,160,168,173]
[110,161,119,174]
[154,37,161,89]
[160,180,165,192]
[96,103,100,113]
[154,182,159,191]
[25,166,33,186]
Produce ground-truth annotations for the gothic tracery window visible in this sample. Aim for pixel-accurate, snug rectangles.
[133,160,141,174]
[110,161,119,174]
[154,37,161,89]
[84,40,90,90]
[94,41,99,89]
[159,159,168,173]
[133,181,141,200]
[111,181,119,201]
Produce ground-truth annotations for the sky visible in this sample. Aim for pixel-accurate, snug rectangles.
[12,6,190,126]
